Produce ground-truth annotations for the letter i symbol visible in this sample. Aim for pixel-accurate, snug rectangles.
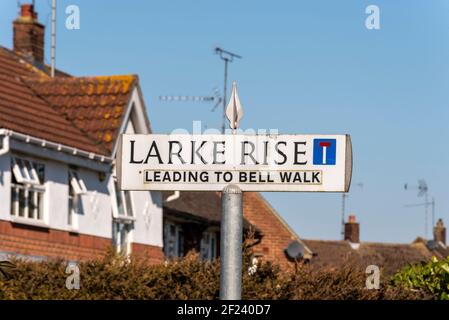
[320,142,331,165]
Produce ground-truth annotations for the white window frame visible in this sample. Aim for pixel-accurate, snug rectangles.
[112,177,135,221]
[10,157,46,223]
[68,170,84,229]
[113,220,133,256]
[69,170,87,196]
[12,158,41,185]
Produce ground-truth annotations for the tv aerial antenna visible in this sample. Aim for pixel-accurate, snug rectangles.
[159,47,241,132]
[159,88,223,111]
[404,179,433,238]
[215,47,242,133]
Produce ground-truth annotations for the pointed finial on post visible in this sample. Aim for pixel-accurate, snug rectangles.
[225,81,244,134]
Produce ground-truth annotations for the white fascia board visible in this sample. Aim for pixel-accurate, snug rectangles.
[1,127,113,172]
[9,139,111,173]
[0,129,10,156]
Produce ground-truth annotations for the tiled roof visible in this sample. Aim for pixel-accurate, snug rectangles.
[23,75,137,155]
[303,239,433,276]
[163,191,222,223]
[0,46,136,156]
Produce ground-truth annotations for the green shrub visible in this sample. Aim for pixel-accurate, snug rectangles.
[392,256,449,300]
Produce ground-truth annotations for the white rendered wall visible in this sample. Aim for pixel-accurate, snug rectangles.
[130,188,163,247]
[68,167,112,238]
[0,153,11,220]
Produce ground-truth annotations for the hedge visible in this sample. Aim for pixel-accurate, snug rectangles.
[0,246,431,300]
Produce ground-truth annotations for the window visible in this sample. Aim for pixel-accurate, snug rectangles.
[111,177,134,256]
[163,221,183,259]
[12,158,41,185]
[113,220,133,256]
[113,178,134,219]
[68,170,86,227]
[69,170,87,195]
[200,231,218,261]
[10,157,45,221]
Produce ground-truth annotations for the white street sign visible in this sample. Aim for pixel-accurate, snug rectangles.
[117,134,352,192]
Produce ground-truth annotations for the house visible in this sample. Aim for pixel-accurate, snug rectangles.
[0,4,163,263]
[162,191,313,268]
[303,215,448,276]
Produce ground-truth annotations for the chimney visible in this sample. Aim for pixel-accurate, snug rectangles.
[13,4,45,63]
[344,215,360,243]
[433,219,446,245]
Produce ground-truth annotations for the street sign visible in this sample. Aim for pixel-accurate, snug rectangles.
[116,133,352,192]
[116,81,353,301]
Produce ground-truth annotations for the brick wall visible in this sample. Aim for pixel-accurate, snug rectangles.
[13,21,45,64]
[243,192,298,269]
[0,220,164,264]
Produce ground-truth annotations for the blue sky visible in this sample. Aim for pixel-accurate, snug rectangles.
[1,0,449,243]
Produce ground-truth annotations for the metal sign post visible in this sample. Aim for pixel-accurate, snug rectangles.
[220,184,243,300]
[220,82,244,300]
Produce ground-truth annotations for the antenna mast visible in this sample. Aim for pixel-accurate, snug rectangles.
[341,193,347,239]
[215,47,242,133]
[50,0,56,77]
